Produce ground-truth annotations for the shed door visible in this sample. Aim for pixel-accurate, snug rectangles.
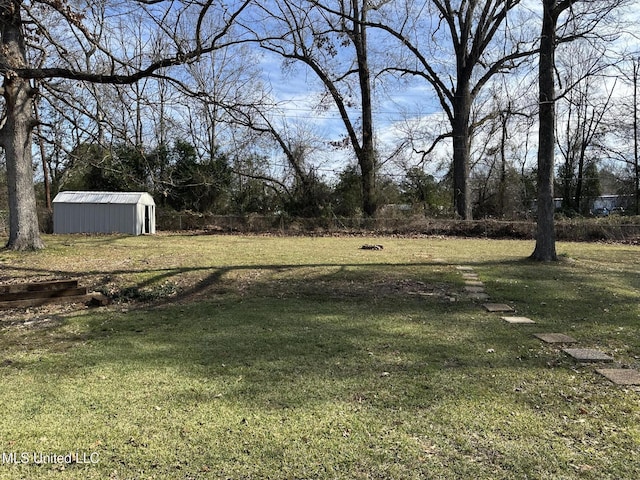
[144,206,151,234]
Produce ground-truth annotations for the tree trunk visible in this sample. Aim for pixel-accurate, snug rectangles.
[499,109,508,217]
[353,0,377,217]
[634,59,639,214]
[0,2,45,250]
[531,0,558,261]
[452,82,472,219]
[574,145,587,213]
[560,158,574,212]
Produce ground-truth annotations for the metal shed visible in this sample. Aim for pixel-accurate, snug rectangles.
[53,191,156,235]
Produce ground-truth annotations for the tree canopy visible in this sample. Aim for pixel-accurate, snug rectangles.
[0,0,635,254]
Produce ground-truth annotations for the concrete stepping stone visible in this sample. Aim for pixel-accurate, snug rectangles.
[461,272,479,278]
[534,333,577,344]
[464,286,486,293]
[483,303,514,313]
[596,368,640,385]
[563,348,614,363]
[464,280,484,287]
[469,292,490,300]
[501,316,536,324]
[456,266,475,271]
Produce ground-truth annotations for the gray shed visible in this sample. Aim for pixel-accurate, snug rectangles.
[53,191,156,235]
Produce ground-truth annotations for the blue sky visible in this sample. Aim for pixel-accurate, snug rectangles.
[249,0,640,184]
[256,45,448,181]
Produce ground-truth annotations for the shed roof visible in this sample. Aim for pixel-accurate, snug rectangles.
[53,191,155,205]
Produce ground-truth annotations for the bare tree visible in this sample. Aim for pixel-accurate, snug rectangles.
[368,0,534,219]
[556,59,615,215]
[470,81,534,218]
[609,53,640,213]
[0,0,45,249]
[243,0,381,216]
[531,0,622,261]
[633,56,640,213]
[0,0,251,250]
[175,40,268,163]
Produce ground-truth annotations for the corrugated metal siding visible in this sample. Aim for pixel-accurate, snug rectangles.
[54,203,138,234]
[52,191,155,235]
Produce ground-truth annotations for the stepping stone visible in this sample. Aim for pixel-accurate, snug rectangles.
[456,266,474,271]
[483,303,514,313]
[596,369,640,385]
[464,286,486,293]
[461,272,479,278]
[502,316,536,324]
[563,348,614,363]
[534,333,577,344]
[469,292,490,300]
[465,280,484,287]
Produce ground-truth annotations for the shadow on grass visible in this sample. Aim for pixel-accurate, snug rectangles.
[3,239,640,479]
[5,248,639,365]
[1,258,452,301]
[4,247,640,406]
[457,255,640,315]
[9,283,562,413]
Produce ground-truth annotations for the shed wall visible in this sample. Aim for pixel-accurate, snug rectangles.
[52,191,156,235]
[54,203,138,234]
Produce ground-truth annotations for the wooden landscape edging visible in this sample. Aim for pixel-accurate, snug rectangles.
[0,279,79,295]
[0,279,109,310]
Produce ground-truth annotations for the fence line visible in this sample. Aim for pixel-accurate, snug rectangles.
[1,210,639,243]
[155,211,640,242]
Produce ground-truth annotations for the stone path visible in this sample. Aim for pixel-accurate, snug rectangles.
[534,333,577,344]
[501,316,536,324]
[454,266,491,302]
[455,264,640,386]
[563,348,614,362]
[596,369,640,385]
[483,303,514,313]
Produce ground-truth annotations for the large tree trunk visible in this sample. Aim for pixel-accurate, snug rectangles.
[635,60,640,214]
[354,0,377,217]
[632,59,639,214]
[0,2,44,250]
[531,0,558,261]
[452,83,472,219]
[360,154,377,217]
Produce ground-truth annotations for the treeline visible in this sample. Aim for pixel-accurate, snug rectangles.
[41,140,453,218]
[1,1,640,252]
[34,134,639,220]
[2,136,633,221]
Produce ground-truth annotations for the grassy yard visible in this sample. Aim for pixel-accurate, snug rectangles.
[0,234,638,479]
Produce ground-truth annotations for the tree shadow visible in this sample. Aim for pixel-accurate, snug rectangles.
[4,245,638,411]
[0,257,453,303]
[20,289,550,411]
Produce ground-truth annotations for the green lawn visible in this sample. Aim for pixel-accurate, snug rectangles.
[0,234,638,479]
